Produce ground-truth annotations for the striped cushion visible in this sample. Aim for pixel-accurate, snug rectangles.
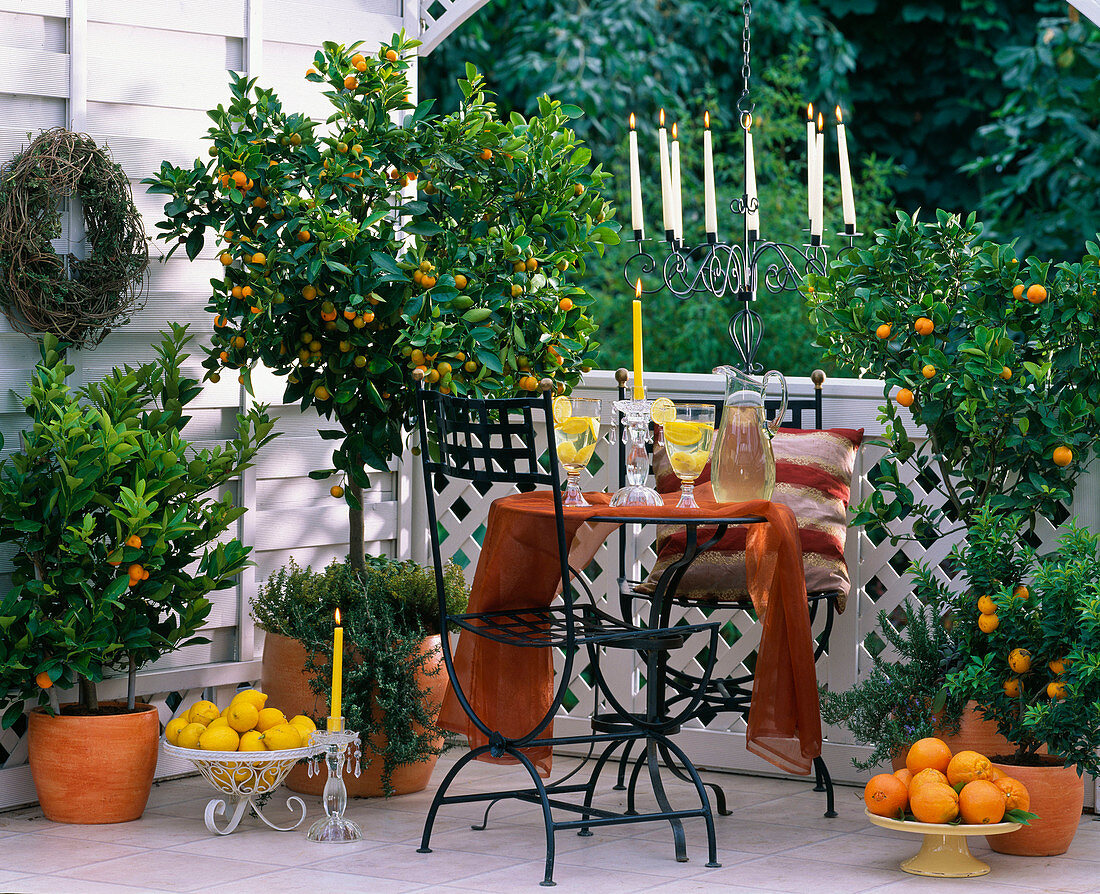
[640,427,863,612]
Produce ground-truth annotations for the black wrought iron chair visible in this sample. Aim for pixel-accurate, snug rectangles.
[413,376,726,886]
[612,368,841,818]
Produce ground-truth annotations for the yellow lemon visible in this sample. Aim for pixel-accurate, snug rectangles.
[573,443,597,466]
[187,700,220,726]
[663,420,703,447]
[230,688,268,712]
[558,416,592,436]
[238,730,265,752]
[207,716,230,730]
[164,716,189,745]
[227,701,259,733]
[199,725,240,752]
[556,442,577,464]
[260,722,303,751]
[650,397,675,426]
[289,714,317,733]
[552,396,572,424]
[256,707,287,732]
[220,706,231,718]
[232,766,256,787]
[176,722,207,749]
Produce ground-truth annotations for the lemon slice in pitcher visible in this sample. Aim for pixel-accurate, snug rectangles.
[650,397,675,426]
[552,395,572,424]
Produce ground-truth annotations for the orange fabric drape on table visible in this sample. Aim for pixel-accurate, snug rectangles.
[437,489,822,777]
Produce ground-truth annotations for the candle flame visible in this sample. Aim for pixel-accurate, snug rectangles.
[704,110,710,129]
[671,122,677,140]
[629,112,636,130]
[741,111,752,131]
[817,112,824,132]
[335,608,341,625]
[807,103,814,121]
[635,278,642,299]
[835,105,843,124]
[659,108,665,127]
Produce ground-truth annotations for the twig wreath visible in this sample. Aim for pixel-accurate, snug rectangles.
[0,128,148,348]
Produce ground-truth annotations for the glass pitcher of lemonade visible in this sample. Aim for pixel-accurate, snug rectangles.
[710,366,788,502]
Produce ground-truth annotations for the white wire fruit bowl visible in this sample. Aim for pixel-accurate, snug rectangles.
[162,738,324,835]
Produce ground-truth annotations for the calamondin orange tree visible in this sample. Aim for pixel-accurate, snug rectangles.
[810,210,1100,544]
[145,33,618,570]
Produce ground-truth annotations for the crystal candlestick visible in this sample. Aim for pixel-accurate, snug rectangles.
[306,719,363,843]
[610,398,663,507]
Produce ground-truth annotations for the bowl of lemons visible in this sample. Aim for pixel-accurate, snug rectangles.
[162,688,324,835]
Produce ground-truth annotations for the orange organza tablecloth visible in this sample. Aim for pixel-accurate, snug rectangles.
[437,488,822,777]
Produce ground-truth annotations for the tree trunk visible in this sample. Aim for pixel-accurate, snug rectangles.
[78,674,98,713]
[348,477,365,575]
[126,655,137,711]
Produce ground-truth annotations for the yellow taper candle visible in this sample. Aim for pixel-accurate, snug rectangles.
[632,279,644,400]
[327,608,343,731]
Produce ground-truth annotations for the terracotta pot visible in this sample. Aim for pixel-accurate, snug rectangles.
[891,701,1021,771]
[28,701,159,824]
[986,757,1084,856]
[261,630,448,797]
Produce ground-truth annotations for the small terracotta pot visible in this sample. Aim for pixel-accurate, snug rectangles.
[261,631,448,797]
[986,757,1084,856]
[28,701,159,824]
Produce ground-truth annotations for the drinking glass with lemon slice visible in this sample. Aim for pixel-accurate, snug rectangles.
[661,403,717,509]
[552,396,601,507]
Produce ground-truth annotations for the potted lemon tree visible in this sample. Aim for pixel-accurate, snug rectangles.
[0,328,274,823]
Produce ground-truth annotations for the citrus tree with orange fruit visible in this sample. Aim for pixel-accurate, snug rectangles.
[809,210,1100,544]
[0,328,275,726]
[946,510,1100,775]
[145,34,616,570]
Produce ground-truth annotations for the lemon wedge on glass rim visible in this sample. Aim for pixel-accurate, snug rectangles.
[650,397,676,426]
[552,395,572,424]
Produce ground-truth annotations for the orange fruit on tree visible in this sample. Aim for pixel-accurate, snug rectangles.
[1003,678,1020,698]
[231,170,247,187]
[921,364,936,379]
[947,750,994,787]
[914,317,934,335]
[385,48,398,62]
[1049,658,1065,675]
[959,780,1006,824]
[343,74,358,90]
[350,53,365,66]
[1000,366,1013,380]
[455,274,468,290]
[302,284,318,300]
[1008,648,1032,674]
[1026,283,1047,304]
[297,230,310,242]
[330,485,344,499]
[1053,446,1073,467]
[558,297,574,312]
[977,595,996,614]
[875,323,892,339]
[220,252,233,266]
[36,671,53,689]
[895,388,914,407]
[909,767,949,794]
[125,534,142,548]
[231,285,243,299]
[979,613,1000,633]
[250,252,266,265]
[1047,681,1067,700]
[1013,584,1029,600]
[910,781,960,824]
[864,773,909,818]
[314,385,331,401]
[994,776,1030,812]
[480,148,493,161]
[906,737,952,776]
[1012,284,1025,300]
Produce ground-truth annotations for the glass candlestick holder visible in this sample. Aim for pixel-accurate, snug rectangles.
[306,718,363,843]
[610,397,663,507]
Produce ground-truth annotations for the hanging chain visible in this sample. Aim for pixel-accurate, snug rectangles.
[736,0,754,122]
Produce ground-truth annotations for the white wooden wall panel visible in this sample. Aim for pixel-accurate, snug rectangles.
[0,0,415,810]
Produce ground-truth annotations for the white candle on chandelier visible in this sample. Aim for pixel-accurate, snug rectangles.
[835,106,856,233]
[703,111,717,238]
[628,113,644,238]
[812,112,825,239]
[806,103,815,227]
[670,122,683,242]
[657,109,672,240]
[744,113,759,239]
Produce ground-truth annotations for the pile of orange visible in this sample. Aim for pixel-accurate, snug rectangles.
[864,737,1030,825]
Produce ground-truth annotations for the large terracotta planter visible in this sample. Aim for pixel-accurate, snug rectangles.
[987,758,1084,856]
[261,630,448,797]
[28,701,159,824]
